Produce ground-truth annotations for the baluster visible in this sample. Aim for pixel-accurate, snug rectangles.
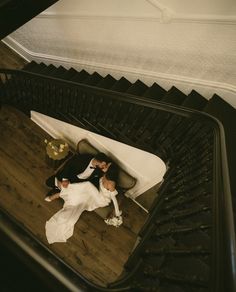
[120,105,147,136]
[155,206,211,227]
[141,269,209,287]
[154,224,211,238]
[75,90,87,118]
[135,109,158,139]
[144,247,210,256]
[163,192,211,212]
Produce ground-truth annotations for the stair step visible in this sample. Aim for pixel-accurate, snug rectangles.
[38,62,48,73]
[70,69,90,83]
[83,72,103,86]
[110,77,132,92]
[162,86,187,105]
[39,64,57,76]
[60,67,78,80]
[143,82,167,101]
[50,65,67,78]
[25,62,47,74]
[126,79,149,95]
[22,61,38,72]
[183,90,208,110]
[204,94,235,116]
[163,257,210,283]
[96,74,117,89]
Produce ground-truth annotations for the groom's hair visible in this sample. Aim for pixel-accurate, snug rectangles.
[94,152,111,163]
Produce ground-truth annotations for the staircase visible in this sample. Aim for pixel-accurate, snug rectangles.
[20,62,236,181]
[0,62,235,292]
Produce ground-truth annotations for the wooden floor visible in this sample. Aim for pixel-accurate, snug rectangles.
[0,42,148,286]
[0,41,27,69]
[0,105,147,286]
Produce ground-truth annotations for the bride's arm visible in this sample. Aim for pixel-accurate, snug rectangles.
[111,195,122,217]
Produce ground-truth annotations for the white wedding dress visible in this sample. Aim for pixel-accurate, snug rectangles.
[45,178,120,244]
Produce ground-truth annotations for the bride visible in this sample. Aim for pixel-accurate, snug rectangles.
[45,167,122,244]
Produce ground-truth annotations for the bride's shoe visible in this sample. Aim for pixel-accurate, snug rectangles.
[45,196,52,202]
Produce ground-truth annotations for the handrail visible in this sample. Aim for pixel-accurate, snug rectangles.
[0,68,235,291]
[216,124,236,291]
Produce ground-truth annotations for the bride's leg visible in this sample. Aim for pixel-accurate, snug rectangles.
[51,193,60,200]
[45,192,60,202]
[46,205,85,243]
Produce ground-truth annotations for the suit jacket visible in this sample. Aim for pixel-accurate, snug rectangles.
[56,153,103,188]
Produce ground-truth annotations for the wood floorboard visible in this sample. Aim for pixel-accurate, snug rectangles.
[0,105,147,287]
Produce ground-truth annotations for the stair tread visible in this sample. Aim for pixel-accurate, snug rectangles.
[143,82,166,100]
[162,86,187,105]
[70,69,90,83]
[38,64,56,76]
[96,74,117,89]
[110,77,132,92]
[63,68,79,80]
[183,90,208,110]
[126,79,148,95]
[83,72,103,86]
[22,61,38,71]
[24,62,46,73]
[50,65,67,78]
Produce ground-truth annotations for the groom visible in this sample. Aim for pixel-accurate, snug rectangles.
[45,152,112,197]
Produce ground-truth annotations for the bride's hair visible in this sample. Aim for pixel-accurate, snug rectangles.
[104,163,118,183]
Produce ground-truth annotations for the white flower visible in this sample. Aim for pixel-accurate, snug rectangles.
[53,151,58,156]
[104,215,123,227]
[44,139,48,144]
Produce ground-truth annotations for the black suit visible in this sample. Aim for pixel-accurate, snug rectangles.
[46,153,103,189]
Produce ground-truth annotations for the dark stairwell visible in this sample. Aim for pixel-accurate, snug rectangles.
[0,62,235,292]
[0,0,59,40]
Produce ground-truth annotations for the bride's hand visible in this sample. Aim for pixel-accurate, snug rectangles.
[61,180,69,188]
[101,162,111,173]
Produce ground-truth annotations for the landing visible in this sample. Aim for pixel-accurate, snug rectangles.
[0,105,147,286]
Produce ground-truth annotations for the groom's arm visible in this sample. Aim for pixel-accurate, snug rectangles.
[57,154,92,181]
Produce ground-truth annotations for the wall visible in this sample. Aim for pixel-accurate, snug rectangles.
[3,0,236,108]
[31,111,166,204]
[157,0,236,15]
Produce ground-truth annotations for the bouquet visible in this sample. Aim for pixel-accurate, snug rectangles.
[104,215,123,227]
